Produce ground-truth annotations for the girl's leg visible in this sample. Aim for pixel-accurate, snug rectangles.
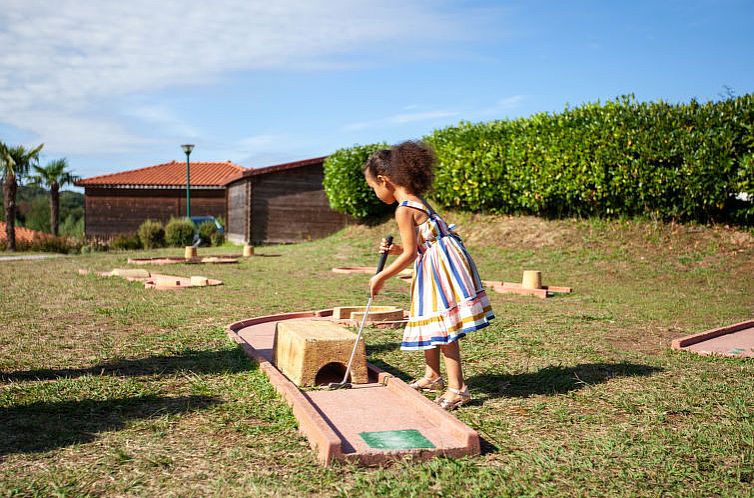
[424,347,441,380]
[438,341,470,405]
[409,347,443,390]
[439,341,464,390]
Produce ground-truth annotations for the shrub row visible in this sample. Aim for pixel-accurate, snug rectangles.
[0,233,82,254]
[132,218,225,250]
[323,94,754,224]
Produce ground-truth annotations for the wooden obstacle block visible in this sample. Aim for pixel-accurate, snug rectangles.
[482,270,572,299]
[332,306,405,323]
[111,268,151,279]
[190,276,209,286]
[273,319,368,387]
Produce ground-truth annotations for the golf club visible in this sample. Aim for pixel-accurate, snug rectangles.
[328,235,393,390]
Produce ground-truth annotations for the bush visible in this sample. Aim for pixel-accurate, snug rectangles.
[323,143,393,219]
[197,221,216,246]
[59,214,84,238]
[429,94,754,223]
[211,230,225,247]
[212,216,226,246]
[165,217,195,247]
[138,219,165,249]
[29,233,80,254]
[111,232,142,250]
[80,236,109,254]
[322,95,754,224]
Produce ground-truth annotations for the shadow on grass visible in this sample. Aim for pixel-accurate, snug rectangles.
[369,359,662,401]
[365,341,403,354]
[0,394,220,456]
[469,362,663,400]
[0,348,255,383]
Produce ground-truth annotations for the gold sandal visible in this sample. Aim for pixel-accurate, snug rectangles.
[436,386,471,411]
[409,376,445,392]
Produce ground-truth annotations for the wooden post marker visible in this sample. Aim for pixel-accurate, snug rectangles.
[522,270,542,289]
[273,319,368,387]
[243,244,254,257]
[185,246,197,259]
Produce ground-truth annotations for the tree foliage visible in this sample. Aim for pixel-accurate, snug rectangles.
[322,143,393,219]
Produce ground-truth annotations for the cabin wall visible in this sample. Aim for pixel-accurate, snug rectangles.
[84,187,226,237]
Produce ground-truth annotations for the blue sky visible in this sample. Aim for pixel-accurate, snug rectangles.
[1,0,752,187]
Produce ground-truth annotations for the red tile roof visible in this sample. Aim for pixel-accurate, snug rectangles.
[76,160,247,187]
[222,156,328,185]
[0,222,42,243]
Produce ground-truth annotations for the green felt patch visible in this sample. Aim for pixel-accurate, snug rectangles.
[359,429,435,450]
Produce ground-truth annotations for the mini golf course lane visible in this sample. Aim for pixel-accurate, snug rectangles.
[672,320,754,358]
[227,311,480,466]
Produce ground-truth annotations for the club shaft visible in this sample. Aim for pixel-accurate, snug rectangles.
[339,296,373,384]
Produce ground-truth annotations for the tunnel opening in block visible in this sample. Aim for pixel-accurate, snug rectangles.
[314,362,350,386]
[273,319,369,387]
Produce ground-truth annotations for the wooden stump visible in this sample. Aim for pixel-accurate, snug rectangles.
[273,319,368,387]
[522,270,542,289]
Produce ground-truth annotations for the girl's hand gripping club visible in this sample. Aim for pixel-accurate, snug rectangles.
[328,235,393,390]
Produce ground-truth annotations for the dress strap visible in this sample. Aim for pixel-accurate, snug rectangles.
[398,200,430,213]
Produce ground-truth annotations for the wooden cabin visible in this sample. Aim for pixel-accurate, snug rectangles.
[224,156,351,244]
[76,156,351,243]
[76,161,245,238]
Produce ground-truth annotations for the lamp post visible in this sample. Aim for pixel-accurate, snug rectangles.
[181,144,194,219]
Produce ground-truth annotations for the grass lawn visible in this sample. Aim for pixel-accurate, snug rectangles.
[1,214,753,497]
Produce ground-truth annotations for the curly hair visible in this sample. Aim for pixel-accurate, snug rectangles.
[363,140,435,195]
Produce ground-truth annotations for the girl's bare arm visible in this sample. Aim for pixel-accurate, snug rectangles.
[369,207,417,296]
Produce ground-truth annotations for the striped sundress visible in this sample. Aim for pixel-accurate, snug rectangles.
[399,200,494,351]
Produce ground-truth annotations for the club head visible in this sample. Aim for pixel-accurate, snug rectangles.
[327,382,352,390]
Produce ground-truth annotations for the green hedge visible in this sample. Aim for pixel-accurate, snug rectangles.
[323,143,392,219]
[427,94,754,223]
[323,95,754,224]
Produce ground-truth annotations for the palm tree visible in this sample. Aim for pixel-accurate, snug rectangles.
[1,143,44,250]
[0,142,12,223]
[30,158,80,236]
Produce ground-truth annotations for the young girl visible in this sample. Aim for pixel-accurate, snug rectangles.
[365,141,495,410]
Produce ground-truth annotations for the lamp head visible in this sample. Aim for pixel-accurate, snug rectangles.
[181,144,195,155]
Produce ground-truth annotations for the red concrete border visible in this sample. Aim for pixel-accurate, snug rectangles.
[227,311,343,463]
[371,366,480,458]
[144,275,223,290]
[128,256,238,265]
[483,280,572,299]
[227,310,481,466]
[671,319,754,351]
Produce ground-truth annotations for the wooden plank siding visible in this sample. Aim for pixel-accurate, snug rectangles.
[250,163,350,244]
[224,162,350,244]
[83,187,226,237]
[226,181,250,243]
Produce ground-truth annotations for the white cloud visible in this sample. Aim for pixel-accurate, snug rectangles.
[391,110,461,124]
[122,104,199,140]
[13,110,156,154]
[0,1,492,154]
[344,109,460,131]
[471,95,527,119]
